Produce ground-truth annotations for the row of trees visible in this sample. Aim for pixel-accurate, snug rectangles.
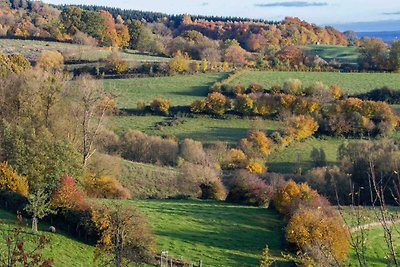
[358,38,400,71]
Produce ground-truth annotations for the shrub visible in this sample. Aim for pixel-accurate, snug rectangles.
[330,84,343,100]
[248,82,263,93]
[72,31,98,46]
[204,92,228,116]
[190,100,206,113]
[210,82,222,93]
[240,131,271,158]
[246,160,266,174]
[286,209,350,264]
[273,180,318,215]
[0,162,28,197]
[36,50,64,71]
[83,174,131,199]
[51,176,88,211]
[169,50,190,74]
[200,179,227,201]
[283,79,303,95]
[222,148,248,169]
[234,83,245,95]
[283,115,319,142]
[150,98,170,114]
[120,130,178,166]
[179,139,208,165]
[136,101,146,111]
[235,94,254,115]
[227,170,273,207]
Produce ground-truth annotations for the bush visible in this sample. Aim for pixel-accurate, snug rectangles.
[169,51,190,74]
[179,139,208,165]
[150,98,170,114]
[227,170,273,207]
[222,148,248,170]
[286,209,349,264]
[83,174,131,199]
[248,82,263,93]
[200,179,226,201]
[273,180,318,215]
[239,131,271,158]
[120,130,178,166]
[36,50,64,71]
[72,31,98,46]
[0,162,29,197]
[235,95,254,115]
[204,92,229,116]
[246,160,266,174]
[190,100,206,113]
[283,79,303,95]
[234,83,245,95]
[105,51,128,74]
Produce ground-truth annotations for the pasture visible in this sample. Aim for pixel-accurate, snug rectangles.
[0,39,169,62]
[0,209,95,267]
[228,70,400,94]
[126,199,287,267]
[113,115,282,145]
[303,45,360,65]
[104,73,227,108]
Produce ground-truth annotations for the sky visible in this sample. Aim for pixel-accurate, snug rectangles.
[43,0,400,30]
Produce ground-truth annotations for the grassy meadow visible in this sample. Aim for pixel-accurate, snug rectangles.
[0,39,169,62]
[0,209,95,267]
[303,45,360,65]
[113,115,282,145]
[126,199,287,267]
[228,71,400,94]
[104,72,228,108]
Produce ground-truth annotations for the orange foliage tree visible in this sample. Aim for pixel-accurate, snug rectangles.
[51,176,88,211]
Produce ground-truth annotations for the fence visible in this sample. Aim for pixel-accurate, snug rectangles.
[156,251,202,267]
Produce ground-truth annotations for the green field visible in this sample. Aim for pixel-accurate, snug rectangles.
[229,71,400,94]
[104,73,227,108]
[126,199,287,267]
[268,137,345,173]
[0,209,95,267]
[113,115,282,145]
[303,45,360,65]
[0,39,169,62]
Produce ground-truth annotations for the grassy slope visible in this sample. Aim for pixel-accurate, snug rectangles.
[268,137,345,173]
[113,115,282,145]
[303,45,360,65]
[229,71,400,94]
[0,209,95,267]
[104,73,228,108]
[0,39,169,62]
[123,199,287,267]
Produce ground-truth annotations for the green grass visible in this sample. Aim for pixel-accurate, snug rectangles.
[121,199,287,267]
[104,73,227,108]
[268,137,345,173]
[0,38,169,62]
[348,223,400,266]
[0,209,95,267]
[112,115,282,145]
[229,70,400,94]
[303,45,360,65]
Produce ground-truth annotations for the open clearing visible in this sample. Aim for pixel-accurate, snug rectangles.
[112,115,282,145]
[125,199,287,267]
[303,45,360,65]
[104,73,227,108]
[0,209,95,267]
[229,71,400,94]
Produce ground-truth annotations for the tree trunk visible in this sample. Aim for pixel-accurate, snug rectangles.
[32,217,38,233]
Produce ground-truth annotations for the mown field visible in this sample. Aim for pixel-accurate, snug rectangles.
[112,115,282,145]
[0,209,95,267]
[104,73,228,108]
[0,39,169,62]
[303,45,360,65]
[229,71,400,94]
[126,199,287,267]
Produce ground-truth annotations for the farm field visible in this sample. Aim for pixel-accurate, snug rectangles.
[113,115,282,145]
[303,45,360,65]
[228,70,400,94]
[104,73,227,108]
[0,39,169,62]
[125,199,287,267]
[0,209,95,267]
[267,137,345,173]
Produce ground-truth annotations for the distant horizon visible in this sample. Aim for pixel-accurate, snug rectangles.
[43,0,400,31]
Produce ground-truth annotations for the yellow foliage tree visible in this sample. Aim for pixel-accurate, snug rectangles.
[0,162,29,196]
[169,51,190,74]
[36,50,64,71]
[240,131,271,158]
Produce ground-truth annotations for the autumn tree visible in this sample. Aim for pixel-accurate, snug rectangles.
[99,10,119,47]
[91,204,154,267]
[358,37,389,71]
[389,40,400,71]
[68,75,115,167]
[203,92,229,116]
[169,50,190,74]
[224,44,249,66]
[0,162,28,197]
[36,50,64,72]
[239,131,271,158]
[51,176,87,211]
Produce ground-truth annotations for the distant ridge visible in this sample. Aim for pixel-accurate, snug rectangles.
[356,31,400,43]
[333,20,400,32]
